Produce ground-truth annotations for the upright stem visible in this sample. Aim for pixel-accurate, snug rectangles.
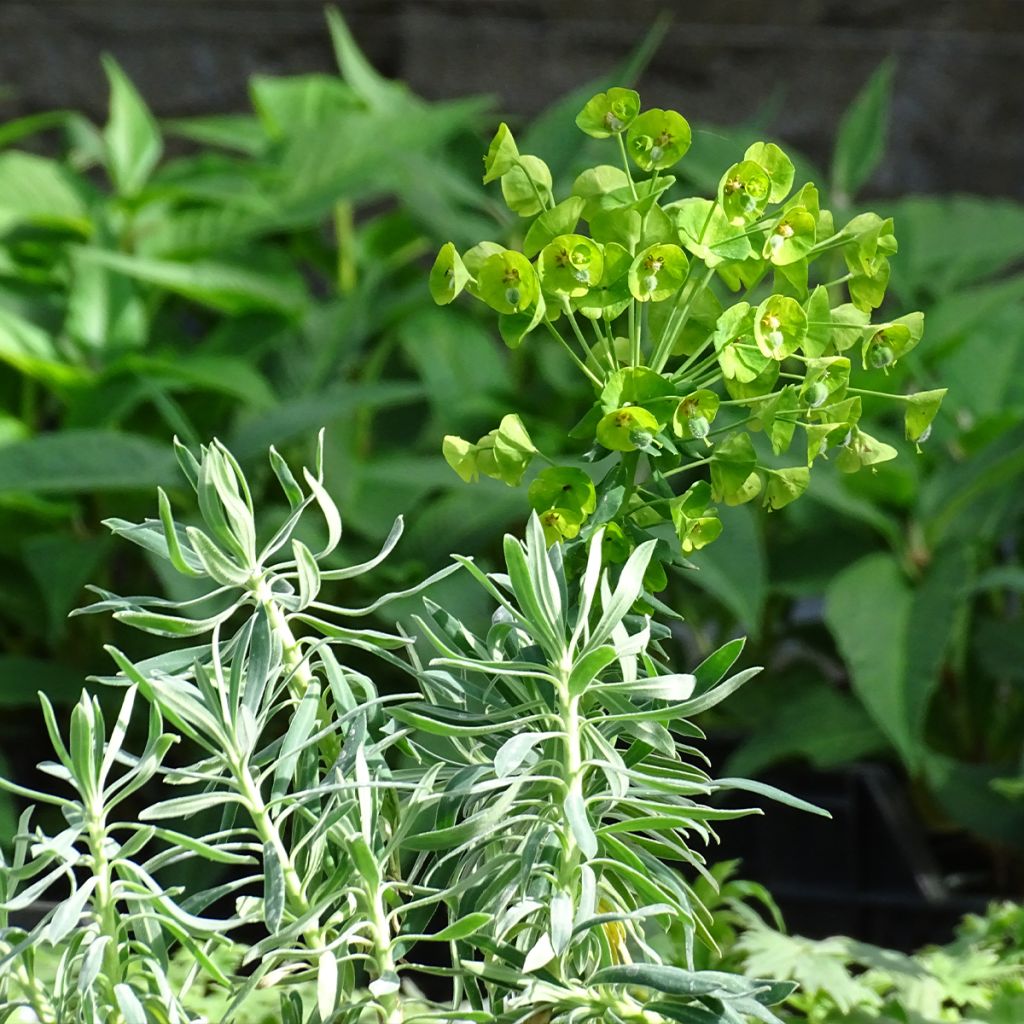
[86,808,123,991]
[368,882,402,1024]
[237,764,325,950]
[557,678,584,889]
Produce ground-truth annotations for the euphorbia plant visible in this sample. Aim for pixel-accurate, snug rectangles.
[0,436,810,1024]
[432,87,946,582]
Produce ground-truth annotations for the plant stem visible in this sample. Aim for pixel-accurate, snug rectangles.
[86,810,123,990]
[652,266,716,373]
[368,882,402,1024]
[662,456,712,480]
[544,321,602,387]
[616,134,639,201]
[237,764,325,950]
[565,306,604,379]
[557,680,584,888]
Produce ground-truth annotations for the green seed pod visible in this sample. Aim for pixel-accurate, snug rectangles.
[868,343,895,369]
[804,380,829,408]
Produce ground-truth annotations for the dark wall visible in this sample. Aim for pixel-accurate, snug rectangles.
[1,0,1021,198]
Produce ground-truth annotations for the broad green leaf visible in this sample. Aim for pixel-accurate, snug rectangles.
[824,553,915,765]
[73,247,308,317]
[832,57,895,200]
[0,431,176,493]
[0,151,90,234]
[102,55,163,196]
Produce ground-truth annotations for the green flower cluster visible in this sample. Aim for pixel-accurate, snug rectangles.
[431,88,945,584]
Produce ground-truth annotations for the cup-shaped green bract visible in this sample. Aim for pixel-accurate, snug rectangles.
[477,249,540,314]
[764,466,810,510]
[719,160,772,226]
[429,241,471,305]
[539,234,605,298]
[483,121,520,183]
[575,87,641,138]
[600,365,677,427]
[744,141,795,203]
[529,465,598,544]
[501,154,553,216]
[672,389,720,442]
[801,356,850,409]
[754,294,808,359]
[670,480,723,552]
[763,206,816,266]
[713,302,770,383]
[836,427,898,473]
[443,435,480,482]
[537,506,586,544]
[596,405,660,451]
[710,432,762,505]
[575,241,633,320]
[627,243,688,302]
[528,465,597,518]
[861,312,924,369]
[627,108,692,171]
[905,389,947,444]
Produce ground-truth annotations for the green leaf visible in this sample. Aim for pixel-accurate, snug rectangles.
[0,151,90,234]
[102,55,163,196]
[0,307,88,389]
[824,554,916,766]
[431,912,494,942]
[482,122,520,184]
[832,57,895,200]
[688,505,766,637]
[73,247,308,317]
[317,951,339,1021]
[262,841,286,932]
[0,431,176,493]
[114,984,148,1024]
[565,782,598,858]
[494,732,556,778]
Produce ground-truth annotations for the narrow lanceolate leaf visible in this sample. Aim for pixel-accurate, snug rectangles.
[565,780,598,858]
[113,984,149,1024]
[430,912,494,942]
[262,841,286,932]
[317,951,339,1020]
[523,932,556,973]
[494,732,557,777]
[271,681,321,799]
[710,777,832,818]
[292,539,321,609]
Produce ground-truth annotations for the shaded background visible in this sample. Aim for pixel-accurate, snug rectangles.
[2,0,1022,199]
